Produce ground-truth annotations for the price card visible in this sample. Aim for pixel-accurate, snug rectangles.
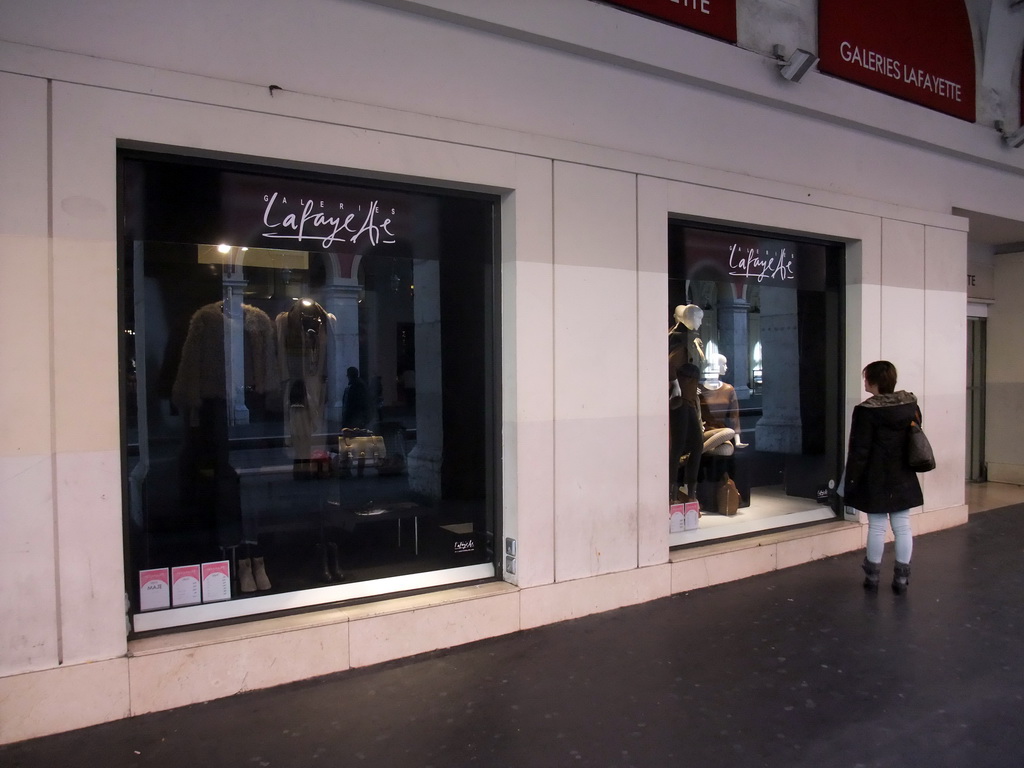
[201,560,232,603]
[172,565,202,607]
[139,568,170,611]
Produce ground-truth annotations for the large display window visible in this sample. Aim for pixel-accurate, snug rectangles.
[668,222,844,542]
[120,152,500,631]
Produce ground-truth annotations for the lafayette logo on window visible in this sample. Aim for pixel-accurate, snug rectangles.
[261,192,397,249]
[600,0,737,43]
[220,172,406,253]
[726,243,795,284]
[679,228,827,290]
[453,539,476,554]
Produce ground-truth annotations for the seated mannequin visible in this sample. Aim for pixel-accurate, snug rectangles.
[696,355,750,513]
[700,354,747,448]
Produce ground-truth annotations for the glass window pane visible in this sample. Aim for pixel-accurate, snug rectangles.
[668,223,844,534]
[120,153,498,627]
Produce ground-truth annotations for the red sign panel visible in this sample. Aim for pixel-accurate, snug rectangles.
[601,0,737,44]
[818,0,975,122]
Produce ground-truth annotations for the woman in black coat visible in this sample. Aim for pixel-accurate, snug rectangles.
[843,361,922,594]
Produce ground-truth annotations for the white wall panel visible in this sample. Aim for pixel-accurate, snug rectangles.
[49,84,135,664]
[0,74,53,454]
[0,456,58,674]
[501,154,556,587]
[852,224,883,289]
[844,282,878,410]
[923,289,967,510]
[553,163,638,581]
[52,451,127,664]
[879,285,926,397]
[0,73,60,675]
[923,225,968,506]
[881,218,925,291]
[926,225,970,295]
[880,219,926,388]
[844,233,881,416]
[637,176,670,567]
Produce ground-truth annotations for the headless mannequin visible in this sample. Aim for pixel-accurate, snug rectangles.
[276,298,332,479]
[669,304,706,502]
[668,304,705,370]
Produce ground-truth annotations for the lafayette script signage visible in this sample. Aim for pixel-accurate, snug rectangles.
[224,173,403,253]
[680,228,826,291]
[259,192,397,250]
[818,0,975,122]
[121,158,405,253]
[600,0,737,44]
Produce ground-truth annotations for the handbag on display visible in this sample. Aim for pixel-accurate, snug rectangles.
[907,420,936,473]
[716,472,741,516]
[337,429,387,472]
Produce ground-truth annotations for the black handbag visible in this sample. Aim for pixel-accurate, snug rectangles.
[907,420,936,472]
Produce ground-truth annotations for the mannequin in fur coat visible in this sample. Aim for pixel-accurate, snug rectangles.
[276,299,335,478]
[172,301,277,417]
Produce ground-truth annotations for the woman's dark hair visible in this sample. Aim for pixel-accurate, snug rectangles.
[863,360,897,394]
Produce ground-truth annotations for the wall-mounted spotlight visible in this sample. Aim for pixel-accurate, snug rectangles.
[775,47,819,83]
[1005,127,1024,148]
[995,120,1024,148]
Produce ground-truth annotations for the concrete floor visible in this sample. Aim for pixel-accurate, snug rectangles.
[2,483,1023,768]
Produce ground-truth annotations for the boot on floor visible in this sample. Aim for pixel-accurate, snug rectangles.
[327,542,345,582]
[861,557,881,591]
[892,561,911,595]
[238,557,257,593]
[252,556,272,591]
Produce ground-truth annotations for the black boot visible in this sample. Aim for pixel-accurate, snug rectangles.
[861,558,881,591]
[316,544,333,583]
[327,541,345,582]
[892,562,911,595]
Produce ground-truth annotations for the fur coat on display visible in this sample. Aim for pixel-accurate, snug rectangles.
[171,301,277,413]
[275,300,335,453]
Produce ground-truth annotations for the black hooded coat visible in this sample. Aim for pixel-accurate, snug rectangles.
[843,391,924,515]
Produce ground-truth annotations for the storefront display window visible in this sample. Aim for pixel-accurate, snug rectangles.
[668,223,844,542]
[120,152,499,631]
